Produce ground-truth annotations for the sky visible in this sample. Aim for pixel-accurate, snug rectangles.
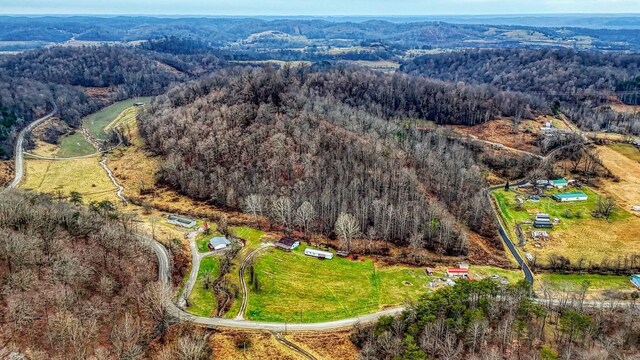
[2,0,640,16]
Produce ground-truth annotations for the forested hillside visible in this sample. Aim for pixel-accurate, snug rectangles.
[0,191,158,358]
[0,45,222,158]
[402,48,640,133]
[139,66,537,255]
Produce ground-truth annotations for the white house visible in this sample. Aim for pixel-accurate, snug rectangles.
[304,248,333,260]
[275,237,300,251]
[446,268,469,278]
[208,236,231,250]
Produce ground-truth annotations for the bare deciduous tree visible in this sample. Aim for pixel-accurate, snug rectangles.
[335,212,360,251]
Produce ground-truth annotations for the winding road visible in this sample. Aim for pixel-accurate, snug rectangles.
[4,105,634,337]
[1,102,57,193]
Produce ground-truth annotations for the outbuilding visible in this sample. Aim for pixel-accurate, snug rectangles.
[208,236,231,250]
[304,248,333,260]
[446,268,469,278]
[551,178,569,189]
[552,192,588,202]
[167,215,197,228]
[632,274,640,289]
[275,237,300,251]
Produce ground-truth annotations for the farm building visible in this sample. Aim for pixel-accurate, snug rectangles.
[208,236,231,250]
[632,205,640,212]
[167,215,196,228]
[446,268,469,278]
[632,274,640,289]
[304,248,334,260]
[533,213,553,228]
[275,237,300,251]
[425,267,434,276]
[551,179,569,189]
[552,192,588,202]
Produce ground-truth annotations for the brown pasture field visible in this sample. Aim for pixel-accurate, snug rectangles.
[210,330,305,360]
[449,117,543,154]
[598,145,640,208]
[287,330,358,360]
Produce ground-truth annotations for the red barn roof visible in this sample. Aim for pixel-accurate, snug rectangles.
[447,268,468,273]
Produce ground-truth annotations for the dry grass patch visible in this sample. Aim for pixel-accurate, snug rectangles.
[598,145,640,208]
[0,159,14,186]
[287,330,358,360]
[211,330,303,360]
[20,158,118,203]
[449,117,542,154]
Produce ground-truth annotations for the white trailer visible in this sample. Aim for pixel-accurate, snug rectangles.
[304,248,334,260]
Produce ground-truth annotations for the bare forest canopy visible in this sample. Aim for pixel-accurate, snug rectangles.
[401,48,640,134]
[355,279,640,359]
[136,66,539,255]
[0,191,163,358]
[0,45,222,158]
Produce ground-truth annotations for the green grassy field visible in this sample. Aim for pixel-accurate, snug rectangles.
[20,158,118,203]
[245,244,440,323]
[536,273,634,292]
[83,97,151,140]
[56,132,96,157]
[224,226,270,319]
[186,256,221,317]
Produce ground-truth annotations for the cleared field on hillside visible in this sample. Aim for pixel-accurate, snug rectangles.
[599,145,640,207]
[20,158,118,203]
[83,97,150,140]
[242,244,521,323]
[57,132,96,157]
[494,187,640,265]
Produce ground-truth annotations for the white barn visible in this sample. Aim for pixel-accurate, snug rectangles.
[208,236,231,250]
[304,248,333,260]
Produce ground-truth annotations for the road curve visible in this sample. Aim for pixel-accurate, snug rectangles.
[1,102,57,193]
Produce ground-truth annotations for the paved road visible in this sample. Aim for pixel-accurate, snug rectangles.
[1,102,57,193]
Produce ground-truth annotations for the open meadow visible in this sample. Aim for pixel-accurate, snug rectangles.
[493,186,640,266]
[83,97,151,140]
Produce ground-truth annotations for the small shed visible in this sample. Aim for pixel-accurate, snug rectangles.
[304,248,333,260]
[551,178,569,189]
[631,206,640,212]
[337,250,350,257]
[208,236,231,251]
[168,215,196,228]
[446,268,468,278]
[552,192,588,202]
[632,274,640,289]
[425,267,435,276]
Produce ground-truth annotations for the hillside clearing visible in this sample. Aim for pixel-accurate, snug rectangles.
[83,97,151,140]
[598,145,640,208]
[20,158,119,203]
[56,132,96,157]
[187,256,221,317]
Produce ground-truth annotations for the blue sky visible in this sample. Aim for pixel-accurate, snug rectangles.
[2,0,639,16]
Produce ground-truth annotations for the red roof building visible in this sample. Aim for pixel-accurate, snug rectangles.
[446,268,469,277]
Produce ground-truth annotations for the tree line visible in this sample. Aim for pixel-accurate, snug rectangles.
[401,48,640,134]
[353,279,640,359]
